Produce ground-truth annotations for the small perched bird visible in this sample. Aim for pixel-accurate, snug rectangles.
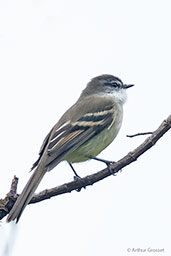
[7,74,134,223]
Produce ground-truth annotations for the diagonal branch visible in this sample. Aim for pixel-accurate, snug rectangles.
[0,114,171,220]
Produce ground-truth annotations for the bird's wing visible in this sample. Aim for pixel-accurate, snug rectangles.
[45,104,114,169]
[31,97,115,171]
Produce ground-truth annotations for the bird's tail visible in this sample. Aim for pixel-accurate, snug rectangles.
[6,165,47,223]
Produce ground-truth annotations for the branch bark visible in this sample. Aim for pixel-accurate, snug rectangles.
[0,114,171,221]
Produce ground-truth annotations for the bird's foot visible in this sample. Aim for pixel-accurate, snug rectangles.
[86,155,117,176]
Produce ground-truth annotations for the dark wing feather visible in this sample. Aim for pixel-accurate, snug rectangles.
[30,128,53,171]
[31,123,71,171]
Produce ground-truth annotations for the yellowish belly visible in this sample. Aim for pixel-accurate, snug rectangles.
[66,110,123,163]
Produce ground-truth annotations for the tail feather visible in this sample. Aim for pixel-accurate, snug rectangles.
[7,166,47,223]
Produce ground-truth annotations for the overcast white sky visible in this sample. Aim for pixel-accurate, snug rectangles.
[0,0,171,255]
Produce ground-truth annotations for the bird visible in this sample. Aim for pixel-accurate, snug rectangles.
[7,74,134,223]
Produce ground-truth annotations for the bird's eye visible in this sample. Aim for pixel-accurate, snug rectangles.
[112,82,119,88]
[104,81,120,88]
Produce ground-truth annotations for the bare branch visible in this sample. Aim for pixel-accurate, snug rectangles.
[126,132,153,138]
[0,176,19,220]
[9,175,19,196]
[0,114,171,221]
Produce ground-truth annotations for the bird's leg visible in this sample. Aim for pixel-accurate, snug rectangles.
[67,161,81,178]
[86,155,117,175]
[67,161,85,192]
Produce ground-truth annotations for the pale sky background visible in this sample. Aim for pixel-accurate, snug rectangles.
[0,0,171,256]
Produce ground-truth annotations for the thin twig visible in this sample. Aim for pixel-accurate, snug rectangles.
[126,132,153,138]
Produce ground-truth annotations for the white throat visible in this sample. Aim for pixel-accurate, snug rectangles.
[104,88,127,104]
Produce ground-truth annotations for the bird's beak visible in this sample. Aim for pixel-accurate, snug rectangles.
[123,84,135,89]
